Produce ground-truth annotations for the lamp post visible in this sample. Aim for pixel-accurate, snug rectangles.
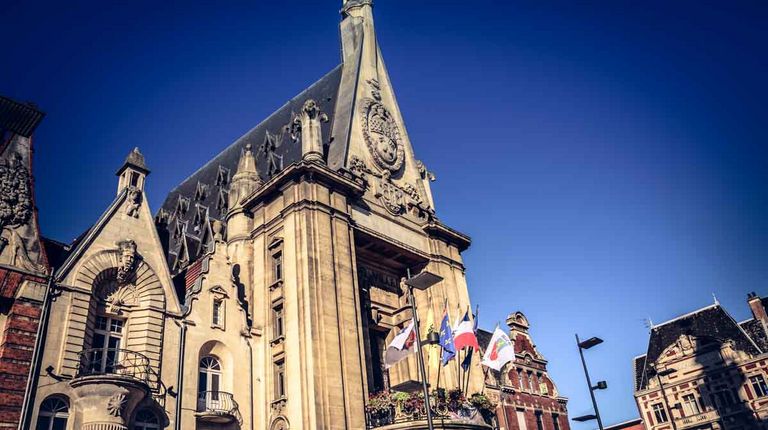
[575,334,606,430]
[404,269,443,430]
[654,366,678,430]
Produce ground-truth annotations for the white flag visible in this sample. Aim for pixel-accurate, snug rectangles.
[481,326,515,371]
[384,319,416,368]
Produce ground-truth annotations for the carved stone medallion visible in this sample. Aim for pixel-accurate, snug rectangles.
[361,99,405,173]
[106,393,127,417]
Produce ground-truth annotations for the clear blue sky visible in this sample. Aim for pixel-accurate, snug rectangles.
[3,0,767,425]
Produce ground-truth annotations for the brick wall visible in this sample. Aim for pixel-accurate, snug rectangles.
[0,268,45,429]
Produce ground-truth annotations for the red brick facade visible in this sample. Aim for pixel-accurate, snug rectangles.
[482,312,570,430]
[0,268,45,428]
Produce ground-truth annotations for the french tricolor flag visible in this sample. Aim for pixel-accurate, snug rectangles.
[453,309,480,351]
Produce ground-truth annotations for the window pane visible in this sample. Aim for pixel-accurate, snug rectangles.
[52,417,67,430]
[35,416,51,430]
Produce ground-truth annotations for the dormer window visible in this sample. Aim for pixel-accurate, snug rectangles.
[216,165,230,187]
[216,189,229,213]
[195,181,209,202]
[192,206,207,233]
[174,196,190,218]
[173,220,187,241]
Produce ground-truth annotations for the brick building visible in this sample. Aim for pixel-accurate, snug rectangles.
[0,96,49,429]
[480,312,570,430]
[633,293,768,430]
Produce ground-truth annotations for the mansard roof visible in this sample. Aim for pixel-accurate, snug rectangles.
[158,65,343,270]
[636,304,763,391]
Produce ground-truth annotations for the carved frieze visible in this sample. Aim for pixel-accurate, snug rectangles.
[348,156,433,222]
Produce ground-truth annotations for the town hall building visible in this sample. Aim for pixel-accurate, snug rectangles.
[0,2,571,430]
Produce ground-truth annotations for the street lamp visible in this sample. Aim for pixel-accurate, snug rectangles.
[404,269,443,430]
[653,366,678,430]
[575,334,605,430]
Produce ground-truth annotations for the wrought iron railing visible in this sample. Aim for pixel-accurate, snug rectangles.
[76,348,154,387]
[366,402,487,428]
[197,391,243,424]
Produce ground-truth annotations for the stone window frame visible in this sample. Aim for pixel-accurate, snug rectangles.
[268,237,284,289]
[36,395,69,430]
[274,357,287,400]
[208,286,228,331]
[749,374,768,398]
[652,402,668,424]
[681,393,701,416]
[271,300,285,343]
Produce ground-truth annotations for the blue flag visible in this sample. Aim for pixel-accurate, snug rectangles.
[439,310,456,365]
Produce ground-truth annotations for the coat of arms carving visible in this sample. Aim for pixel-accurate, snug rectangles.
[361,99,405,173]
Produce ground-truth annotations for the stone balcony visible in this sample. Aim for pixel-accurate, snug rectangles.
[676,410,719,429]
[366,405,493,430]
[196,391,243,425]
[70,348,154,430]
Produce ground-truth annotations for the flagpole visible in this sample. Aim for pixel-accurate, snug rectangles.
[405,271,435,430]
[463,304,479,395]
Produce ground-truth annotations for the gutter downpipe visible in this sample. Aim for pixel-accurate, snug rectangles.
[18,270,56,430]
[174,321,188,430]
[246,336,254,430]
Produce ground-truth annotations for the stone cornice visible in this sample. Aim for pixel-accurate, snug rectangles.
[423,221,472,252]
[239,160,365,211]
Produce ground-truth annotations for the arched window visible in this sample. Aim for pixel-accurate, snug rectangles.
[133,408,160,430]
[36,396,68,430]
[198,356,222,409]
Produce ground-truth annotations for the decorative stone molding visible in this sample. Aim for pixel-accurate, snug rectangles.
[81,423,128,430]
[106,393,127,417]
[270,414,289,430]
[348,156,433,221]
[0,151,44,272]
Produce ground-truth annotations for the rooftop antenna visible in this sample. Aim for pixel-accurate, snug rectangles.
[643,317,654,332]
[713,292,720,306]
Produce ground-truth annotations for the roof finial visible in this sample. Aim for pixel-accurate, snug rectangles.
[713,292,720,306]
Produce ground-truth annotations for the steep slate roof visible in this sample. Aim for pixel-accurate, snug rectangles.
[636,304,763,391]
[740,318,768,351]
[158,65,343,270]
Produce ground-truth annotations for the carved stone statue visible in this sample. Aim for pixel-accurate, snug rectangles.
[116,240,137,284]
[0,152,36,269]
[292,99,329,163]
[124,186,142,218]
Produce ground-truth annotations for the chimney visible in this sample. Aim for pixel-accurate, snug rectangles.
[748,292,768,327]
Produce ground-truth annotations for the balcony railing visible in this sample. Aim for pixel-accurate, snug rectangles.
[366,402,490,429]
[76,348,154,387]
[676,410,719,429]
[197,391,243,424]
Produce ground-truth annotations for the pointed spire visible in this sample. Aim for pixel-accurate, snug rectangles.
[117,147,149,175]
[116,147,149,194]
[229,144,263,209]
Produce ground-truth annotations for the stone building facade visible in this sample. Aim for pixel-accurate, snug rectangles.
[480,312,570,430]
[633,293,768,430]
[0,2,505,430]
